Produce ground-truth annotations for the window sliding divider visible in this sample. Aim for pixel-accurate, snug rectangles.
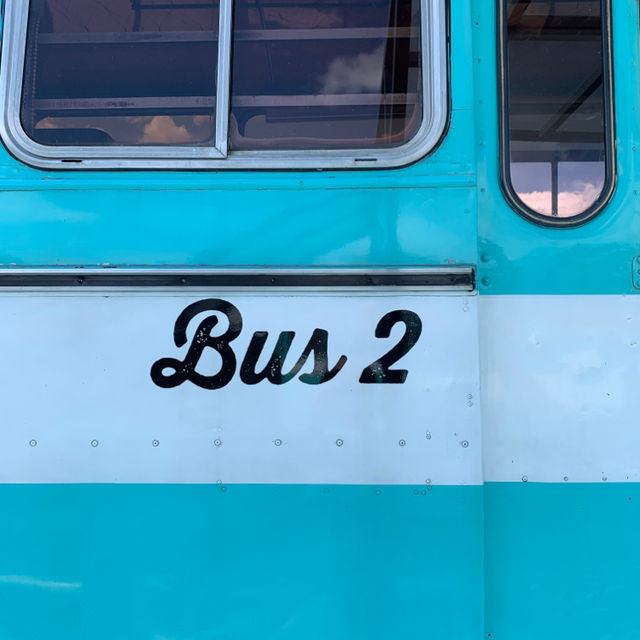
[215,0,233,158]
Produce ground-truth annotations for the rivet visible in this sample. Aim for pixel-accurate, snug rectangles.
[563,476,569,482]
[482,277,491,287]
[467,401,473,407]
[274,439,282,447]
[602,475,608,482]
[336,438,344,447]
[522,475,528,483]
[414,489,419,495]
[220,486,227,492]
[461,440,469,448]
[152,439,159,447]
[425,431,432,440]
[91,440,99,447]
[421,490,427,495]
[399,439,406,447]
[29,439,37,447]
[375,489,381,495]
[214,439,222,447]
[425,478,432,485]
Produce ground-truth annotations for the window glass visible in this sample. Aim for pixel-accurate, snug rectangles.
[503,0,611,220]
[230,0,423,150]
[21,0,219,146]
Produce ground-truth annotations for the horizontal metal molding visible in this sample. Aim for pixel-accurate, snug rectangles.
[0,267,476,290]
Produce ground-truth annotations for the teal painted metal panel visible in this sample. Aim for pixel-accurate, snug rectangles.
[0,186,476,267]
[0,485,484,640]
[484,483,640,640]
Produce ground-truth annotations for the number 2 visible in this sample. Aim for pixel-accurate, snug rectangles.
[359,310,422,384]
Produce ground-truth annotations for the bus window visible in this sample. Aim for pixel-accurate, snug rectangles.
[500,0,614,225]
[0,0,447,169]
[20,0,219,147]
[230,0,422,150]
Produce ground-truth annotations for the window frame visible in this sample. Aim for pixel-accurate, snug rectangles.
[497,0,616,228]
[0,0,448,170]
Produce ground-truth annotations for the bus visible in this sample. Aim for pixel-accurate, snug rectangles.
[0,0,636,638]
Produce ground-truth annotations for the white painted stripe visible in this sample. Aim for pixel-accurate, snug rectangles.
[0,291,481,485]
[481,295,640,483]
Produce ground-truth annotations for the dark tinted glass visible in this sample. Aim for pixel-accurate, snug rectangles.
[504,0,609,218]
[21,0,219,146]
[230,0,423,150]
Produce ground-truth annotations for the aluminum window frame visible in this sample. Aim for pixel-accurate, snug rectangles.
[497,0,616,228]
[0,0,448,170]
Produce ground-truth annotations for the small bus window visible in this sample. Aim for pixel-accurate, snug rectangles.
[0,0,447,169]
[500,0,614,225]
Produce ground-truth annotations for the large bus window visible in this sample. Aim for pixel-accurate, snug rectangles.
[0,0,447,169]
[500,0,614,225]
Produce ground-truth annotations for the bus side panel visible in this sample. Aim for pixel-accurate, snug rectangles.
[0,484,484,640]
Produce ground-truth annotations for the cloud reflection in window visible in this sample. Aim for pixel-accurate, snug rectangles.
[35,115,214,145]
[511,160,604,217]
[320,44,385,94]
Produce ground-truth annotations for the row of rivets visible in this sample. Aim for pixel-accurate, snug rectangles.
[25,437,472,448]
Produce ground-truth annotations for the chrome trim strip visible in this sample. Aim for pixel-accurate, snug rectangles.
[0,0,448,170]
[0,267,475,291]
[215,0,232,157]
